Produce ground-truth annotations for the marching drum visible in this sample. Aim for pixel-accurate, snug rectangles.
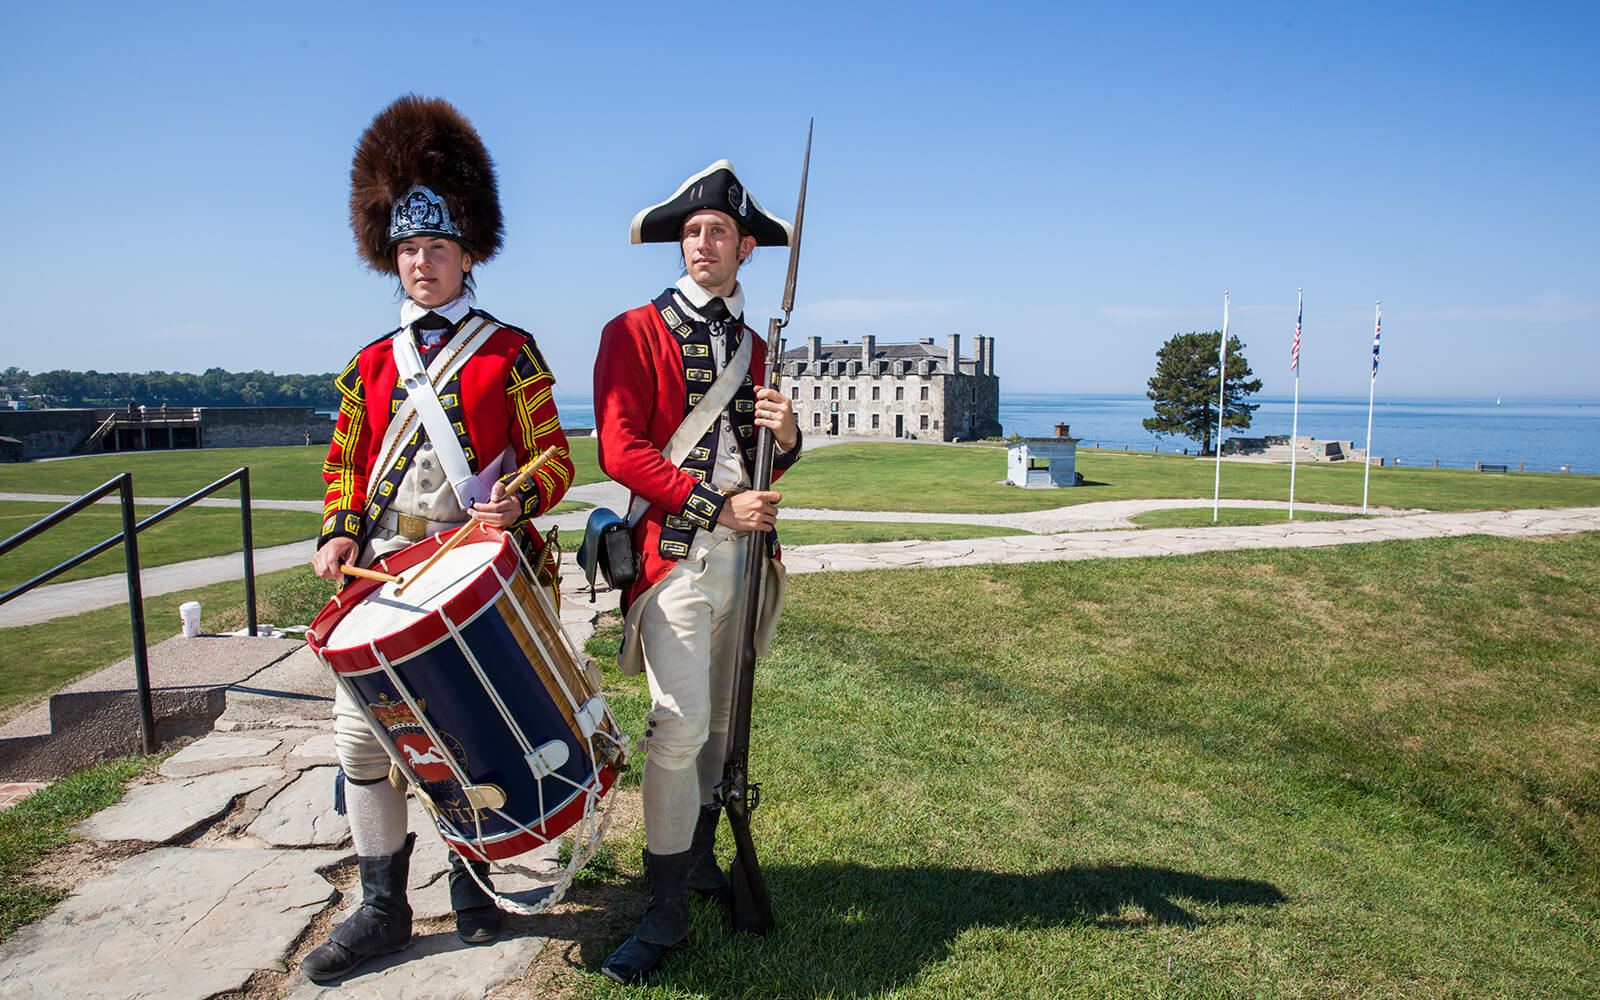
[308,524,627,863]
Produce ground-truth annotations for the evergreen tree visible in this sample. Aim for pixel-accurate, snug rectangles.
[1143,330,1262,455]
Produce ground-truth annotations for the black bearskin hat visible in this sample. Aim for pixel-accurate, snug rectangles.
[349,95,503,274]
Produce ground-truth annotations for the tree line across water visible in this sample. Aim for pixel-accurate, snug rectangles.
[2,367,341,410]
[5,330,1263,452]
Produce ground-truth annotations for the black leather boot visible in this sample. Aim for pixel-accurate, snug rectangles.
[449,851,503,944]
[686,805,731,907]
[600,848,693,985]
[300,833,415,982]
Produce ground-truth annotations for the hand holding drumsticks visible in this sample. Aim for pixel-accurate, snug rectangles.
[466,445,559,529]
[395,446,561,596]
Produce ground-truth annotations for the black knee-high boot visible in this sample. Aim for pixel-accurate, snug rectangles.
[300,833,415,982]
[449,851,503,944]
[600,848,693,985]
[686,805,731,906]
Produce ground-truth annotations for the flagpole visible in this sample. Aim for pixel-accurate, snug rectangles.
[1362,300,1380,513]
[1213,291,1228,523]
[1289,289,1302,519]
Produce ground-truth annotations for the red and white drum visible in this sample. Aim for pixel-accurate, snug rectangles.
[308,525,627,862]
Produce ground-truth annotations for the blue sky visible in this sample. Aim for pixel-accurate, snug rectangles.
[3,1,1595,401]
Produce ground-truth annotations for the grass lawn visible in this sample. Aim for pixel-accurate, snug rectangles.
[1129,508,1371,529]
[0,501,320,591]
[0,437,607,501]
[0,521,1017,722]
[0,755,160,941]
[567,532,1600,999]
[777,443,1600,514]
[4,533,1598,997]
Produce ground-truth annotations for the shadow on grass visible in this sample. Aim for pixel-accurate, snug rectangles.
[586,861,1285,996]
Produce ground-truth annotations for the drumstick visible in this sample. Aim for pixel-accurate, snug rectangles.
[395,446,561,597]
[502,445,561,495]
[340,564,404,585]
[395,522,479,597]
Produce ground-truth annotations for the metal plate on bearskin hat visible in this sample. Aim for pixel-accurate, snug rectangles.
[349,95,503,274]
[629,159,793,247]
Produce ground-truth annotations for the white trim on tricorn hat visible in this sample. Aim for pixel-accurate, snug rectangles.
[629,159,793,247]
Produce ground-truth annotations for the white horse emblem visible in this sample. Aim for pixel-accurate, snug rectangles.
[403,744,449,768]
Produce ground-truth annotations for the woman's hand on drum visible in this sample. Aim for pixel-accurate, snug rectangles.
[469,481,522,528]
[718,489,781,532]
[313,537,358,579]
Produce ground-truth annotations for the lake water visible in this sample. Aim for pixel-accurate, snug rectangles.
[555,392,1600,475]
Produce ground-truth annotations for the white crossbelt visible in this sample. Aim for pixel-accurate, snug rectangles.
[384,318,507,511]
[626,329,753,524]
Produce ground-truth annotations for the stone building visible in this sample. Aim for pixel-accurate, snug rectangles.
[778,334,1000,442]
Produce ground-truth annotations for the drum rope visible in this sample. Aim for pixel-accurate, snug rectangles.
[411,770,619,917]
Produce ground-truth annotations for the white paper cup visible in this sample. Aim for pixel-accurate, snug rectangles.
[179,601,202,637]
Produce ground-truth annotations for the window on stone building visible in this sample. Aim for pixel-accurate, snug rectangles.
[871,413,880,429]
[847,413,856,429]
[847,386,856,400]
[813,412,822,428]
[813,386,821,400]
[920,415,929,430]
[920,386,929,401]
[895,386,904,401]
[830,386,838,400]
[871,386,880,401]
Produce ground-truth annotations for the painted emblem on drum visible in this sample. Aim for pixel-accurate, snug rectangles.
[369,694,469,785]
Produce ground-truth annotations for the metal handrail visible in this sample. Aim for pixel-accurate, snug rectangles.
[0,469,259,753]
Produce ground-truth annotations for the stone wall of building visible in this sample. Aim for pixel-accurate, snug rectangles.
[0,407,334,460]
[780,334,1000,442]
[0,409,108,460]
[197,408,335,449]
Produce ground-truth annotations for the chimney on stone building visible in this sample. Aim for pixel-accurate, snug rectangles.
[861,335,875,365]
[947,333,960,375]
[807,336,820,365]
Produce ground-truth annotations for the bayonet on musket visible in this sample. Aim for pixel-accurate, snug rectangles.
[718,118,812,935]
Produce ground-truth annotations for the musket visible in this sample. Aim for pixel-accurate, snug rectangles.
[717,118,811,935]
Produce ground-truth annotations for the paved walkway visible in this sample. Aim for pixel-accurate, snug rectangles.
[2,495,1598,997]
[0,479,1411,627]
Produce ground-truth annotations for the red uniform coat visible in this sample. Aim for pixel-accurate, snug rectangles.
[321,315,574,547]
[593,301,797,605]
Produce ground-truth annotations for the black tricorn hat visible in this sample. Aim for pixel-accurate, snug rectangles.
[630,159,792,247]
[349,95,503,274]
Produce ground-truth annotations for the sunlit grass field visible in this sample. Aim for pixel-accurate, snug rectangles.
[0,501,319,591]
[0,437,609,500]
[1,432,1597,995]
[773,442,1599,513]
[565,532,1600,999]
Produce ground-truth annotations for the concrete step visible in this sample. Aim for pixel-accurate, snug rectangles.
[0,635,304,780]
[215,642,333,731]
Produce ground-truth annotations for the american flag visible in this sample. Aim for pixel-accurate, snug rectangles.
[1290,291,1302,372]
[1371,301,1382,379]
